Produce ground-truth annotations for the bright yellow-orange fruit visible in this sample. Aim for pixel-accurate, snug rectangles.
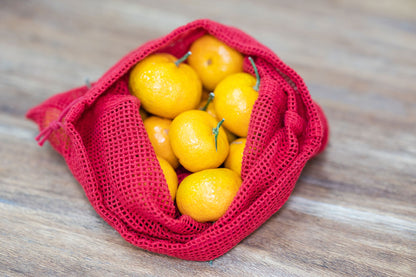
[143,116,179,168]
[157,156,178,201]
[188,35,244,91]
[225,138,247,177]
[198,97,217,119]
[214,73,258,137]
[129,53,202,119]
[198,94,237,143]
[169,110,229,172]
[176,168,242,222]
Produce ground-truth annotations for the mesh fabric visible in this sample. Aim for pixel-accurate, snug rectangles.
[27,19,329,261]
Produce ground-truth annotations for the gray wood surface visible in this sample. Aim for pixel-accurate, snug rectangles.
[1,0,415,276]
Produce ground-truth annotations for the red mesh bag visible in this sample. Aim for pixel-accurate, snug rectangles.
[26,19,329,261]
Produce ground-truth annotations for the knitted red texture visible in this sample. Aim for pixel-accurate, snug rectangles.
[26,19,329,261]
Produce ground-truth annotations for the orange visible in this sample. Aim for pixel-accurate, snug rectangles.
[225,138,247,177]
[129,52,202,119]
[224,128,238,143]
[176,168,242,222]
[214,72,259,137]
[143,116,179,168]
[198,92,217,119]
[188,35,244,91]
[198,93,237,143]
[169,110,229,172]
[157,156,178,201]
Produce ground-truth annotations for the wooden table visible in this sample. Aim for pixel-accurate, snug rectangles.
[1,0,415,276]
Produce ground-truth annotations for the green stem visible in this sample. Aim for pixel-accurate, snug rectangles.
[200,92,215,111]
[212,118,225,151]
[248,56,260,91]
[175,51,192,67]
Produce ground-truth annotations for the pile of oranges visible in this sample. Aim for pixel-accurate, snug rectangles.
[128,35,259,223]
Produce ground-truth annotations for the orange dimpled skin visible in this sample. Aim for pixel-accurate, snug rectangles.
[176,168,242,222]
[188,35,244,91]
[156,156,178,201]
[199,94,238,143]
[214,73,259,137]
[144,116,179,168]
[129,53,202,119]
[169,110,229,172]
[225,138,247,177]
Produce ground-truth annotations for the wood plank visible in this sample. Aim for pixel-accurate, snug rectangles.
[1,0,415,276]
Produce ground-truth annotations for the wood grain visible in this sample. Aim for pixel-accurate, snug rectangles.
[1,0,415,276]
